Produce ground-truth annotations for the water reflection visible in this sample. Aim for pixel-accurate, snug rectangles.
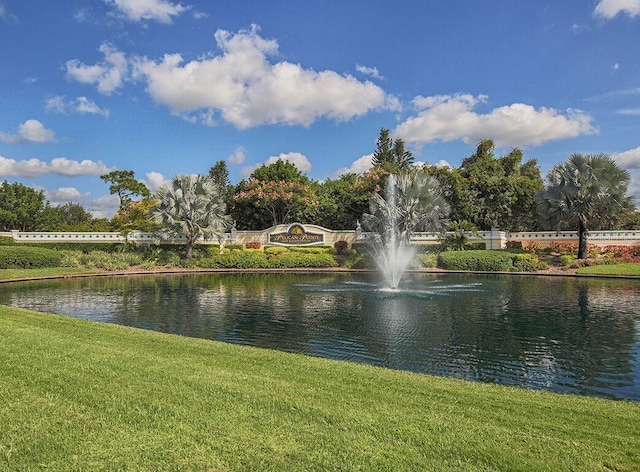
[1,272,638,400]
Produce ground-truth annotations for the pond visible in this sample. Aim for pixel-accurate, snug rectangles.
[1,272,639,400]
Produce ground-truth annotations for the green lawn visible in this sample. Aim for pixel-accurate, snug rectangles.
[1,306,639,471]
[0,267,99,281]
[577,263,640,276]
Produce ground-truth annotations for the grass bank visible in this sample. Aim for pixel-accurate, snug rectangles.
[0,267,100,281]
[577,263,640,276]
[1,306,639,471]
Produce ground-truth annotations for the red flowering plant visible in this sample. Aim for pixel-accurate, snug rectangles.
[234,179,317,227]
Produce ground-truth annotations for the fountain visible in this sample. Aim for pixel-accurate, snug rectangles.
[362,173,450,288]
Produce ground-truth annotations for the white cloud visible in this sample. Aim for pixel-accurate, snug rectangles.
[226,146,246,165]
[433,159,453,168]
[144,171,169,192]
[45,96,110,117]
[0,119,56,144]
[65,27,398,128]
[356,64,383,80]
[0,4,17,22]
[86,194,121,219]
[0,156,113,177]
[45,187,89,204]
[616,108,640,115]
[240,152,312,178]
[612,146,640,170]
[65,42,129,95]
[334,154,373,177]
[130,25,399,128]
[394,94,597,148]
[594,0,640,18]
[104,0,188,23]
[611,147,640,206]
[23,77,38,84]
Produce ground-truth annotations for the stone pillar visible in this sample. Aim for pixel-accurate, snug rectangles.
[489,228,507,249]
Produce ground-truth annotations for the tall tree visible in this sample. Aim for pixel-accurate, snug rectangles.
[0,181,47,231]
[100,170,151,210]
[208,160,231,194]
[371,128,415,173]
[231,160,317,229]
[426,139,543,231]
[314,174,372,229]
[150,174,230,258]
[535,153,635,258]
[37,202,94,231]
[111,197,159,233]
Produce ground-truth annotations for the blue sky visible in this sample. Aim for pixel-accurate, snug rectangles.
[1,0,639,218]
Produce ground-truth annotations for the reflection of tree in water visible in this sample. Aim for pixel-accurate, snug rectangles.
[423,275,639,396]
[1,273,638,398]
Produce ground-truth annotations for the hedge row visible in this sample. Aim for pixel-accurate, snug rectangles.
[437,250,514,272]
[0,246,62,269]
[197,250,338,269]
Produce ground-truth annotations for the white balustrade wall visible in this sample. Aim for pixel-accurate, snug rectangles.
[7,228,640,248]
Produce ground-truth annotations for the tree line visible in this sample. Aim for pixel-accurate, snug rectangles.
[2,129,638,258]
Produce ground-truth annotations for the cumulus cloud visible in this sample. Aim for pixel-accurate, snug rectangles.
[144,171,169,192]
[594,0,640,18]
[104,0,188,23]
[85,194,121,219]
[334,154,373,177]
[226,146,246,165]
[612,146,640,170]
[0,156,114,178]
[0,120,56,144]
[45,187,89,204]
[240,152,312,178]
[46,96,110,117]
[394,94,597,148]
[65,27,398,127]
[65,42,129,95]
[356,64,383,80]
[611,146,640,205]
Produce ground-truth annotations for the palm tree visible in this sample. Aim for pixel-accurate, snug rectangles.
[150,174,231,258]
[534,153,635,259]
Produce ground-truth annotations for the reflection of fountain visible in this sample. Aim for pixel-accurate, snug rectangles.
[362,173,450,288]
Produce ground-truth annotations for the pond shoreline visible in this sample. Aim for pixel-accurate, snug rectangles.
[2,265,640,284]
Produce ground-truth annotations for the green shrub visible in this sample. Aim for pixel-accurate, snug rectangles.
[264,246,288,255]
[287,246,332,254]
[197,252,270,269]
[268,252,337,268]
[437,250,513,272]
[418,253,438,268]
[510,252,540,272]
[0,246,62,269]
[225,244,244,251]
[0,236,17,246]
[559,254,574,267]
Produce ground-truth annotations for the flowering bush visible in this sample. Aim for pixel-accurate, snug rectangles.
[549,241,578,254]
[245,241,262,250]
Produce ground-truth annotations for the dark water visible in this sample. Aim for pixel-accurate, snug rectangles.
[1,272,639,400]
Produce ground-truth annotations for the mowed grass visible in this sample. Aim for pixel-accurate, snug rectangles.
[577,263,640,276]
[0,267,99,281]
[1,306,639,471]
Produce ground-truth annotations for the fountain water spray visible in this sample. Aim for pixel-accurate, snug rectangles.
[370,175,415,288]
[362,173,450,289]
